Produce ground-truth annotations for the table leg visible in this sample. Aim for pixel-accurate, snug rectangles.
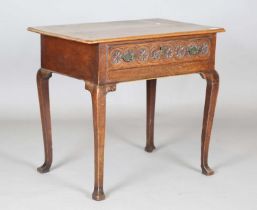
[85,82,116,201]
[37,69,53,173]
[145,79,157,152]
[200,70,219,176]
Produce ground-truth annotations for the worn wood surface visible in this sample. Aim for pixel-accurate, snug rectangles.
[40,34,216,84]
[37,69,53,173]
[85,82,116,201]
[145,79,157,152]
[29,19,224,201]
[28,19,224,44]
[107,37,211,70]
[200,70,219,176]
[41,35,98,82]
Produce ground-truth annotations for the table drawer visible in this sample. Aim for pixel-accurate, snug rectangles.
[107,37,211,71]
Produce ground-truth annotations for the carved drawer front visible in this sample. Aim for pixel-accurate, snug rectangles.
[107,37,211,70]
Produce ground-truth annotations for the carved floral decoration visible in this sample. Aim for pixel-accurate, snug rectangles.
[111,40,210,65]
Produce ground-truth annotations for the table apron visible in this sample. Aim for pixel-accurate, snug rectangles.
[104,34,216,83]
[107,60,211,83]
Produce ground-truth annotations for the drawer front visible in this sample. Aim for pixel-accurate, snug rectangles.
[107,37,211,71]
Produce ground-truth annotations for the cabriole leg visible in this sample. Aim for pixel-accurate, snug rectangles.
[145,79,157,152]
[85,82,116,201]
[200,70,219,176]
[37,68,53,173]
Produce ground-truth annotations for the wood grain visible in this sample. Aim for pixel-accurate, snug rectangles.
[107,37,211,70]
[200,70,219,176]
[28,19,224,44]
[37,69,53,173]
[41,35,98,82]
[105,34,216,83]
[29,19,224,200]
[85,82,116,201]
[145,79,157,152]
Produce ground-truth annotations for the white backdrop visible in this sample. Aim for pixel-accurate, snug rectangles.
[1,1,257,210]
[1,0,256,119]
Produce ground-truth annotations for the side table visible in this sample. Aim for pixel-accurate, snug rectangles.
[28,19,225,200]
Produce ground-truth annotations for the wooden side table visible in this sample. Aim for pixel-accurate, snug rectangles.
[28,19,224,201]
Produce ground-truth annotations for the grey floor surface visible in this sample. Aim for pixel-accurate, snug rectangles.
[0,107,257,210]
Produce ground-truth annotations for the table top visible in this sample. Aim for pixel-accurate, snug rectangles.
[28,18,224,44]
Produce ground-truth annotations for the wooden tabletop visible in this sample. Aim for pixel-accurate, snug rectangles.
[28,18,224,44]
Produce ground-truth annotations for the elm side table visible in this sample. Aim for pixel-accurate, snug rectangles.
[28,19,225,201]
